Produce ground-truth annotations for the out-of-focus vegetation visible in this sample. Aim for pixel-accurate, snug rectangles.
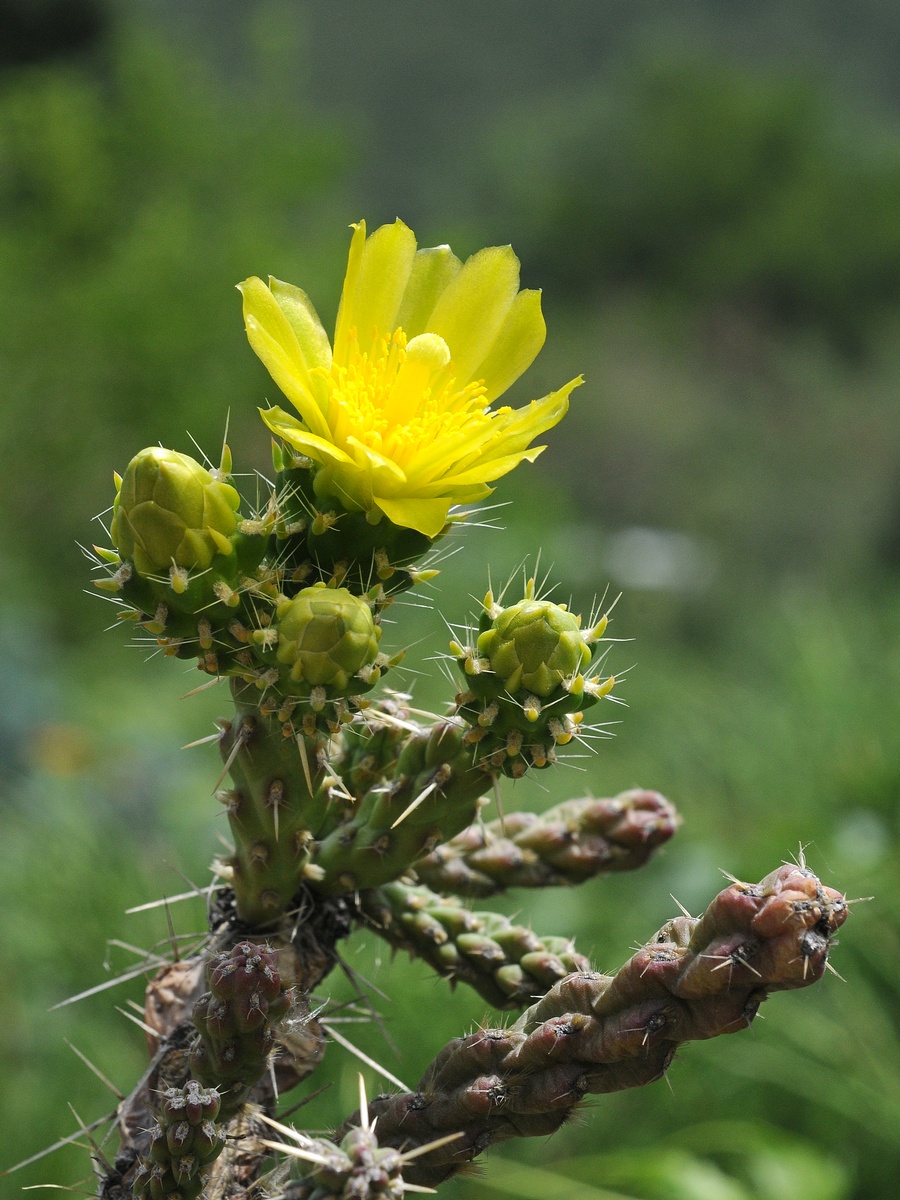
[0,0,346,632]
[2,2,899,1199]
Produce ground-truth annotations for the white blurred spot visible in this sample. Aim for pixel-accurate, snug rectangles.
[832,810,890,868]
[604,526,716,592]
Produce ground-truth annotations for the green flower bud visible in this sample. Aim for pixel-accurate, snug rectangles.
[275,584,382,690]
[477,598,590,697]
[111,447,240,578]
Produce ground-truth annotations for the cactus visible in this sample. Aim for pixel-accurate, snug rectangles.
[131,1081,226,1200]
[413,788,680,896]
[344,862,848,1186]
[190,941,292,1120]
[72,220,851,1200]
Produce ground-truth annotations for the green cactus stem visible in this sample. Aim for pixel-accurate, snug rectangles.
[271,447,444,602]
[216,682,336,927]
[131,1079,225,1200]
[328,693,414,805]
[342,862,847,1185]
[306,719,490,895]
[413,789,679,897]
[359,879,590,1008]
[190,940,291,1119]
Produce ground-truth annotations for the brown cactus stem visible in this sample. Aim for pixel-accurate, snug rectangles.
[359,880,590,1008]
[341,863,847,1186]
[219,680,334,928]
[413,788,680,897]
[190,940,291,1121]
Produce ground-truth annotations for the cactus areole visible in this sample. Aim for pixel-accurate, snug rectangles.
[79,220,849,1199]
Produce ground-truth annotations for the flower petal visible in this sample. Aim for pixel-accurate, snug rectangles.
[334,219,417,360]
[405,378,580,486]
[475,288,546,403]
[333,220,367,364]
[373,495,452,538]
[260,406,354,467]
[346,436,408,493]
[268,277,332,373]
[395,244,462,337]
[426,245,521,383]
[419,446,547,492]
[240,278,332,441]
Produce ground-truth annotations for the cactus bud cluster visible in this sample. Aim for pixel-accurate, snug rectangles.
[190,940,291,1119]
[273,1123,408,1200]
[451,581,615,776]
[131,1080,225,1200]
[95,445,405,740]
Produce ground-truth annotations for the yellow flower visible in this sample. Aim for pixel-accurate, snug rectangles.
[239,220,581,538]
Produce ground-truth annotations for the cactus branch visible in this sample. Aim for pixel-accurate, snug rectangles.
[358,879,590,1009]
[342,863,847,1185]
[306,720,491,894]
[413,789,680,897]
[216,683,336,927]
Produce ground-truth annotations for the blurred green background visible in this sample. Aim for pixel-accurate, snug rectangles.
[2,1,899,1197]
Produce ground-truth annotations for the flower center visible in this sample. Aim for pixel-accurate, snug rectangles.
[322,328,490,471]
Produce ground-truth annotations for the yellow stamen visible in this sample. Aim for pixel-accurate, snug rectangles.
[318,327,489,475]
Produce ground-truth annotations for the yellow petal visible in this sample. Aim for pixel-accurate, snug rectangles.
[268,277,332,373]
[240,279,332,441]
[345,436,407,492]
[426,245,521,383]
[335,220,417,360]
[457,380,579,466]
[333,220,367,363]
[395,244,462,337]
[475,289,546,403]
[374,495,452,538]
[423,446,546,491]
[406,379,579,486]
[260,406,354,468]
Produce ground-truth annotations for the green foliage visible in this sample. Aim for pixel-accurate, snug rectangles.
[0,10,346,629]
[482,53,900,353]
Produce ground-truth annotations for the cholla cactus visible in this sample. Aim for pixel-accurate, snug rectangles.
[79,220,849,1199]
